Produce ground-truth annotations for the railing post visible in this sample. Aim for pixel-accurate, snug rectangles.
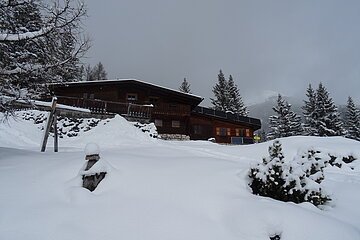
[127,103,132,116]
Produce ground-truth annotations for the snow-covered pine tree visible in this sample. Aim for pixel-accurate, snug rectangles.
[302,84,318,135]
[88,62,107,81]
[315,83,345,136]
[179,78,191,93]
[210,70,231,111]
[0,0,89,112]
[249,140,285,198]
[267,94,303,140]
[249,141,331,207]
[345,96,360,141]
[287,105,303,136]
[228,75,248,116]
[0,0,44,94]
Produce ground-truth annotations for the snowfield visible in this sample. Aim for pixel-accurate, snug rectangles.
[1,111,360,240]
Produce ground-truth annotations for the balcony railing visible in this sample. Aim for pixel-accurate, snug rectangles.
[55,96,153,119]
[193,106,261,127]
[152,103,191,116]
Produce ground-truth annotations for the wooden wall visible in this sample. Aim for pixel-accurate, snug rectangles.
[189,114,254,144]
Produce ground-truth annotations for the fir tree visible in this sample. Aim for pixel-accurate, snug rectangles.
[267,94,302,140]
[249,141,331,207]
[302,84,317,135]
[0,0,44,91]
[345,96,360,141]
[315,83,345,136]
[249,140,285,198]
[210,70,230,111]
[228,75,248,116]
[84,64,92,81]
[179,78,191,93]
[0,0,90,112]
[88,62,107,81]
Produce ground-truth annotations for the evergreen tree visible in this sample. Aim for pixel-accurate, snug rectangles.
[302,84,317,135]
[0,0,44,92]
[88,62,107,81]
[267,94,302,140]
[0,0,89,112]
[249,141,331,207]
[249,140,285,198]
[210,70,230,111]
[179,78,191,93]
[84,64,92,81]
[315,83,345,136]
[228,75,248,116]
[345,96,360,141]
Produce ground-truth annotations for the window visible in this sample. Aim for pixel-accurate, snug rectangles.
[245,129,251,137]
[83,93,88,99]
[89,93,94,99]
[236,128,244,137]
[227,128,231,136]
[216,127,220,136]
[172,120,180,128]
[216,127,228,136]
[127,93,138,102]
[154,119,163,127]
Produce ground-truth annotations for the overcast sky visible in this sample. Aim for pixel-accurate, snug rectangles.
[84,0,360,105]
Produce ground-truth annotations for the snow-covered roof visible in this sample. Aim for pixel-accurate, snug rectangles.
[50,79,204,100]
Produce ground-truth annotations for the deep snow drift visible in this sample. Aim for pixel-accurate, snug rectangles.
[0,111,360,240]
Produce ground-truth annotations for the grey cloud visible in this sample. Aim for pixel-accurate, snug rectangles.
[84,0,360,105]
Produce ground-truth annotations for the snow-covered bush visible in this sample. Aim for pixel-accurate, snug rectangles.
[133,122,158,138]
[248,140,331,207]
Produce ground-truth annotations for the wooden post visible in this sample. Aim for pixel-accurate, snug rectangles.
[82,151,106,192]
[41,97,57,152]
[127,103,131,116]
[53,110,58,152]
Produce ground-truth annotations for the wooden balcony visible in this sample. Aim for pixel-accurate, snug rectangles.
[152,103,191,116]
[55,96,153,120]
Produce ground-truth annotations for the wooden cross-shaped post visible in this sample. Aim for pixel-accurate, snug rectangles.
[41,97,59,152]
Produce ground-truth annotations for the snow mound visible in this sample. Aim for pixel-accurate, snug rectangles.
[65,115,157,148]
[84,143,100,155]
[0,111,158,150]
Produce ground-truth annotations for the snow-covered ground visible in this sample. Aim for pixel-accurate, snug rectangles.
[1,111,360,240]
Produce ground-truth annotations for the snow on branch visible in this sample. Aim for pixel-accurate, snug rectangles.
[0,27,52,42]
[0,0,86,42]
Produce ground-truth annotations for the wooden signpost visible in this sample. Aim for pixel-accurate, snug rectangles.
[41,97,59,152]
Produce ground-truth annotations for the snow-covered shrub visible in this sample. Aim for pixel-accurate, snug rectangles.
[249,141,331,207]
[133,122,158,138]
